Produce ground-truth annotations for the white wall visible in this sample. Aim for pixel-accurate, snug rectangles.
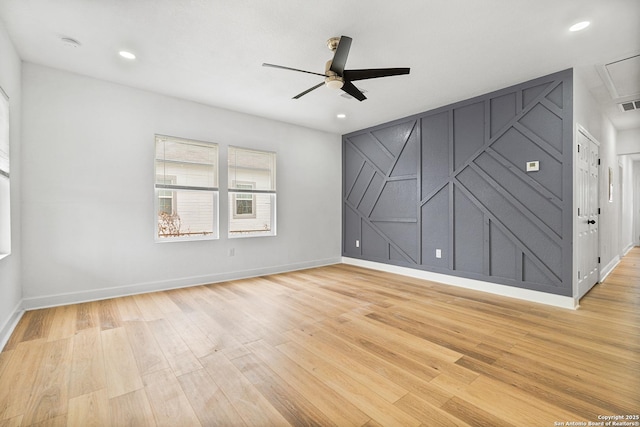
[619,156,635,252]
[634,161,640,247]
[21,63,342,308]
[0,19,22,348]
[573,69,620,285]
[617,128,640,155]
[617,128,640,249]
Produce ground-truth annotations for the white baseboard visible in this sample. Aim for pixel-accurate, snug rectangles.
[342,257,577,310]
[0,300,24,351]
[599,255,620,283]
[622,243,635,256]
[22,257,342,310]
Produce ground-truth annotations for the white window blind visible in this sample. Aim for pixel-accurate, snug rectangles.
[228,146,276,238]
[155,135,219,241]
[0,87,9,178]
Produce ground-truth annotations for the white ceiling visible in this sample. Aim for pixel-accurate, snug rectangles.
[0,0,639,135]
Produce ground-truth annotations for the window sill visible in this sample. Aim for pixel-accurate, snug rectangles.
[155,235,219,243]
[228,231,276,239]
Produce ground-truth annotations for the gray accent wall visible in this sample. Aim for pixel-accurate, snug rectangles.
[343,69,573,296]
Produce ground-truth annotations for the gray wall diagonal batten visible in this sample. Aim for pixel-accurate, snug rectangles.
[455,168,562,280]
[347,163,375,207]
[485,148,563,208]
[452,176,562,285]
[491,127,563,198]
[522,82,552,108]
[487,80,561,147]
[474,153,563,237]
[344,143,365,195]
[390,123,419,177]
[343,69,573,296]
[347,134,393,174]
[359,173,385,216]
[371,180,417,219]
[513,122,562,161]
[362,221,389,261]
[468,162,562,243]
[372,121,416,158]
[546,83,564,109]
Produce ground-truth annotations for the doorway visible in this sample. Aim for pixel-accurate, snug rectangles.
[576,126,600,299]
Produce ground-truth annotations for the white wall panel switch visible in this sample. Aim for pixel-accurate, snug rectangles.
[526,161,540,172]
[356,240,360,248]
[436,249,442,258]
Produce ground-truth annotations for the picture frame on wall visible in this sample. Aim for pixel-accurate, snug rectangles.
[608,167,613,203]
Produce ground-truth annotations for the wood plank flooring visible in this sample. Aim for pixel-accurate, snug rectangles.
[1,248,639,426]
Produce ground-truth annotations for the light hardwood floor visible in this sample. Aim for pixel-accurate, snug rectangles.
[1,248,639,426]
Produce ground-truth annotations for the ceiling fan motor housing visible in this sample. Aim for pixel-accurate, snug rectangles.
[324,60,344,89]
[326,37,340,52]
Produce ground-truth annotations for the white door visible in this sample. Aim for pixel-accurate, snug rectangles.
[577,129,599,299]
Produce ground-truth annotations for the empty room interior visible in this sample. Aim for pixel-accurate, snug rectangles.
[0,1,639,426]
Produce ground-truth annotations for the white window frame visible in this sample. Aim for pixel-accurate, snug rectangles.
[228,146,276,239]
[155,135,219,242]
[232,181,257,219]
[157,176,177,215]
[0,86,10,260]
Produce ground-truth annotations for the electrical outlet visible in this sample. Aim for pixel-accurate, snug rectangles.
[436,249,442,258]
[229,248,235,256]
[355,240,360,248]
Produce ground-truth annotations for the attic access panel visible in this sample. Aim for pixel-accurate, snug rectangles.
[604,54,640,98]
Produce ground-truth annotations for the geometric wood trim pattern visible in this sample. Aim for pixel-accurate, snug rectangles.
[343,69,573,296]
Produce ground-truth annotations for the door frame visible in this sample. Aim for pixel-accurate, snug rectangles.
[573,123,600,304]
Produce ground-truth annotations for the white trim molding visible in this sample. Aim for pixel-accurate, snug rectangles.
[342,257,578,310]
[599,255,620,283]
[0,300,24,351]
[22,257,342,310]
[623,243,635,257]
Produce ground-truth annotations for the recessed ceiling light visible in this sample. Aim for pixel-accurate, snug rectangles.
[337,113,346,119]
[61,37,81,48]
[119,50,136,60]
[569,21,590,32]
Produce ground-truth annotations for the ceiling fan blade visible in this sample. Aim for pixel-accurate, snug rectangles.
[293,82,325,99]
[343,68,410,81]
[329,36,352,76]
[341,81,367,101]
[262,63,327,77]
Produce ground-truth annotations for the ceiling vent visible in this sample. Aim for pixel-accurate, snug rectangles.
[618,100,640,112]
[341,88,367,99]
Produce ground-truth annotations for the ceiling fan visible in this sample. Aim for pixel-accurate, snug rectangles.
[263,35,410,101]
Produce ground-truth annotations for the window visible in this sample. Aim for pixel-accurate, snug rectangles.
[232,181,256,218]
[157,177,176,215]
[228,146,276,238]
[155,135,218,241]
[0,86,10,259]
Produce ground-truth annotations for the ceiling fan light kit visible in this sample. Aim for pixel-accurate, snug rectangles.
[324,60,344,90]
[263,35,410,101]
